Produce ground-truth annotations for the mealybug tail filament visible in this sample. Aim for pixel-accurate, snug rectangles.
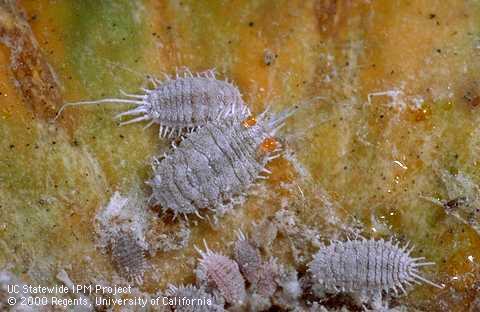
[53,95,149,124]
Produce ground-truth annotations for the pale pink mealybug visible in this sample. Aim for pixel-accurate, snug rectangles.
[195,241,247,305]
[147,107,294,218]
[308,238,443,295]
[54,69,250,138]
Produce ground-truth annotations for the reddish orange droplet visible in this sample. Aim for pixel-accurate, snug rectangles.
[260,137,278,153]
[242,116,257,128]
[471,96,480,108]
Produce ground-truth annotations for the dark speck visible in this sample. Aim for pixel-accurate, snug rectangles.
[429,14,436,19]
[264,49,276,66]
[248,22,254,27]
[9,144,14,149]
[444,197,467,211]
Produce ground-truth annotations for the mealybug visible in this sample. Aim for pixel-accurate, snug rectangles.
[54,69,250,138]
[147,107,293,218]
[195,241,247,305]
[253,257,279,298]
[308,238,443,295]
[233,230,262,285]
[94,192,150,284]
[110,232,148,285]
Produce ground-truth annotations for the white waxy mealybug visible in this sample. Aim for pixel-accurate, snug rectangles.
[54,69,250,138]
[233,230,262,284]
[147,107,293,218]
[308,239,443,295]
[195,241,247,305]
[165,284,225,312]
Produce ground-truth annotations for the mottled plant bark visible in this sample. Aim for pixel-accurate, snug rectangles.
[0,0,62,119]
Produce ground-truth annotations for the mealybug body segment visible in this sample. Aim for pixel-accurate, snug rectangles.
[148,109,290,218]
[195,243,247,305]
[308,239,443,295]
[55,70,250,138]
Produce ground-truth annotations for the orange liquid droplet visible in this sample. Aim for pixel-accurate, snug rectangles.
[260,137,278,153]
[242,116,257,128]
